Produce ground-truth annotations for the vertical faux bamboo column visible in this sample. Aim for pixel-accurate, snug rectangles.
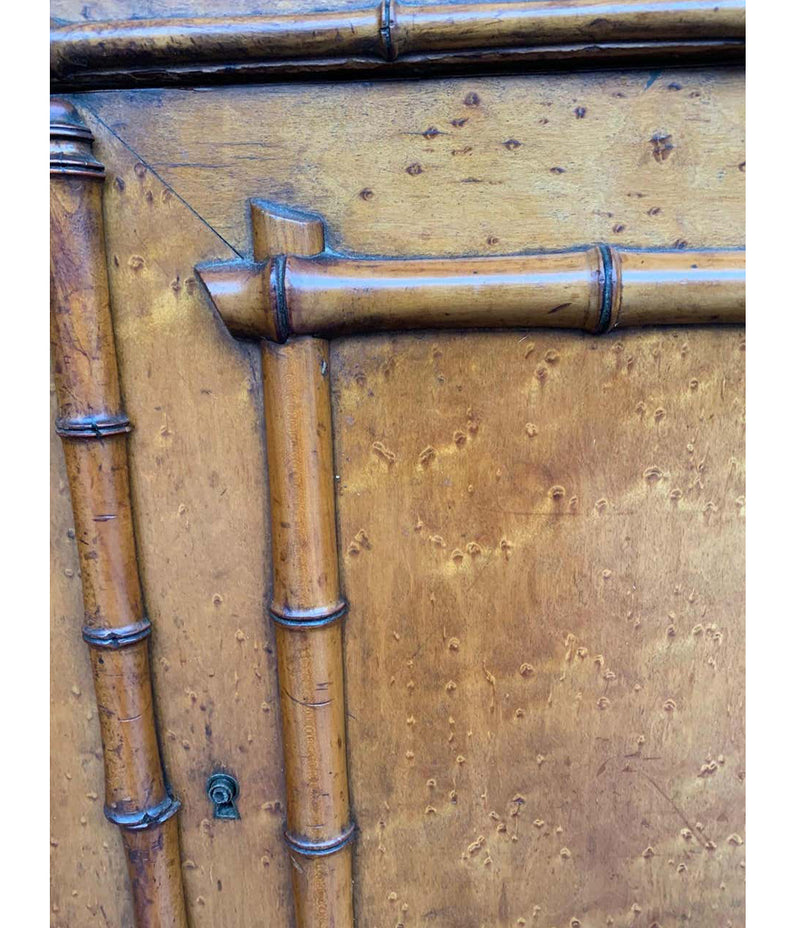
[255,202,355,927]
[50,99,188,928]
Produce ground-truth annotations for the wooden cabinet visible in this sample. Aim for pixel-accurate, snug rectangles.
[51,3,745,926]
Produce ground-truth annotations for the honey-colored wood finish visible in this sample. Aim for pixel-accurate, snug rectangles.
[50,99,188,928]
[285,247,745,336]
[51,385,136,927]
[80,68,745,258]
[615,248,746,327]
[259,213,355,927]
[391,0,745,53]
[263,339,344,619]
[51,13,744,925]
[334,326,745,927]
[199,182,745,928]
[63,104,294,927]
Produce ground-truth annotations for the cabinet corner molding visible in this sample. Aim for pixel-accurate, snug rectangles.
[50,99,189,928]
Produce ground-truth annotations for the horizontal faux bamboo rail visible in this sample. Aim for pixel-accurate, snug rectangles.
[51,99,188,928]
[51,0,745,88]
[198,232,745,342]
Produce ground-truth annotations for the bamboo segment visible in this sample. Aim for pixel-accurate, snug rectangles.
[51,99,188,928]
[199,260,279,341]
[89,640,170,823]
[263,338,344,618]
[51,0,745,88]
[274,621,351,843]
[613,248,746,328]
[390,0,746,55]
[257,208,355,927]
[51,5,385,72]
[60,436,143,635]
[289,851,354,928]
[285,249,606,335]
[124,817,187,928]
[197,213,745,341]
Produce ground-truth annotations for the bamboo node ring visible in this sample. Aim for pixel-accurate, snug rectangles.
[268,601,349,629]
[82,619,153,649]
[105,793,182,831]
[55,414,132,439]
[284,821,357,857]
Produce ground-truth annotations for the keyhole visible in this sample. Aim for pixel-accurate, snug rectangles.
[206,772,240,820]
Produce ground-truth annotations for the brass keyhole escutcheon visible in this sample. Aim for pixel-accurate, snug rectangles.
[206,772,240,820]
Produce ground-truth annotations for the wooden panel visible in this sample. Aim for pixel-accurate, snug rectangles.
[53,61,744,925]
[82,67,745,258]
[194,190,744,928]
[332,327,745,927]
[97,112,295,927]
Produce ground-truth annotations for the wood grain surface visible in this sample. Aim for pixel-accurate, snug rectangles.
[52,59,744,927]
[333,327,745,927]
[81,67,745,259]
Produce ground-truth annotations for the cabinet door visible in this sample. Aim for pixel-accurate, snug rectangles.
[51,6,745,926]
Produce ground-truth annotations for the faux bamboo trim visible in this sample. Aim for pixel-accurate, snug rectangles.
[51,98,188,928]
[51,0,745,89]
[285,821,357,858]
[197,205,745,341]
[265,340,355,926]
[254,207,355,926]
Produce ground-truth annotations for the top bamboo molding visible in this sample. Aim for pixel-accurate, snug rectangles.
[51,0,745,88]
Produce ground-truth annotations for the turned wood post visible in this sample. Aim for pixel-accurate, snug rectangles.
[50,98,188,928]
[256,205,355,926]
